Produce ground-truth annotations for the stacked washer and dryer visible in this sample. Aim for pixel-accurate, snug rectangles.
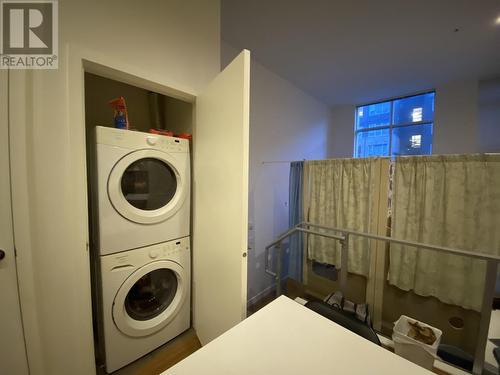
[91,126,191,373]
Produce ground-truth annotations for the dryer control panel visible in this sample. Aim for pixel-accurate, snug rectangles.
[96,126,189,153]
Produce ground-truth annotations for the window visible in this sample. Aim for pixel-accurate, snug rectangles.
[354,92,435,157]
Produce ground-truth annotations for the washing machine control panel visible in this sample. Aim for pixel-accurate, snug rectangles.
[106,238,190,270]
[149,249,160,259]
[148,240,189,259]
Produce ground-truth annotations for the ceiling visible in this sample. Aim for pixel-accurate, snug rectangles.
[221,0,500,106]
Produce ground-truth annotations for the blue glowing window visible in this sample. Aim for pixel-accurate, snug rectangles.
[354,92,434,157]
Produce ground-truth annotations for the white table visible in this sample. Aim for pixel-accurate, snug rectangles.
[163,296,433,374]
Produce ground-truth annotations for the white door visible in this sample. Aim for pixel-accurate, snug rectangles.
[0,71,29,374]
[193,50,250,344]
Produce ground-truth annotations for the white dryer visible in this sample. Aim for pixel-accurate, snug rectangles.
[94,126,190,255]
[99,237,190,373]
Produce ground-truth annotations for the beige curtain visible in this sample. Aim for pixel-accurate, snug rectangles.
[305,158,380,276]
[388,154,500,311]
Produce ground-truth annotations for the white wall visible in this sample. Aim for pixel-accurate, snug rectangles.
[11,1,220,374]
[479,77,500,152]
[222,42,331,304]
[329,78,489,157]
[433,79,479,154]
[328,105,355,158]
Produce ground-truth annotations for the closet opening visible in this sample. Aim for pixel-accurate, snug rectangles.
[82,70,194,371]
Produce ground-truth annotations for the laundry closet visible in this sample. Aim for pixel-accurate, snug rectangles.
[82,51,250,373]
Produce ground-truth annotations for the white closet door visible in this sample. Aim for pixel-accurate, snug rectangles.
[0,71,29,375]
[193,50,250,345]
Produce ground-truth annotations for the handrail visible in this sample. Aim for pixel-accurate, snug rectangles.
[264,227,345,278]
[297,227,346,241]
[264,221,498,375]
[299,221,500,262]
[265,227,302,254]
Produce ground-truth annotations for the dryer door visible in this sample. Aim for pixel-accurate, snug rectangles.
[108,149,187,224]
[113,260,187,337]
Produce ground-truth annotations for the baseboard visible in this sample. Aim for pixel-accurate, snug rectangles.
[247,276,290,306]
[247,284,276,306]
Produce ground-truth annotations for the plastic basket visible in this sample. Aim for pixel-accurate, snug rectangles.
[392,315,442,370]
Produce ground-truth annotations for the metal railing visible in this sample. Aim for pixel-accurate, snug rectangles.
[265,221,500,375]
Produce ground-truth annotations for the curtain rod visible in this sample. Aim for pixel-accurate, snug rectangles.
[261,159,305,165]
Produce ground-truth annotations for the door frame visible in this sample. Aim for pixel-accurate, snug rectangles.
[66,43,198,367]
[8,69,46,374]
[0,68,30,374]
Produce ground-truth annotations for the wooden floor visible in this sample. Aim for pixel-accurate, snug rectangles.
[97,328,201,375]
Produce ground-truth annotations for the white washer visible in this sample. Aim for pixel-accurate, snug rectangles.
[99,237,190,373]
[94,126,190,255]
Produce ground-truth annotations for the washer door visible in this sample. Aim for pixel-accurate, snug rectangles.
[108,149,186,224]
[113,260,187,337]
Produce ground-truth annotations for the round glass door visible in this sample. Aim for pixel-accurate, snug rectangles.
[121,158,177,211]
[113,260,187,337]
[108,149,187,224]
[124,268,178,321]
